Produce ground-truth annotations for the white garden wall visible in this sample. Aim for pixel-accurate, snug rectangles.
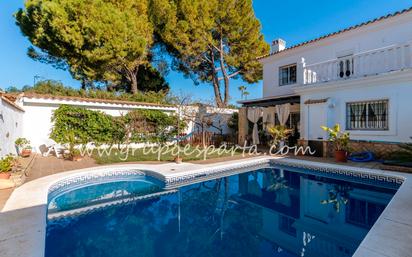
[17,96,237,152]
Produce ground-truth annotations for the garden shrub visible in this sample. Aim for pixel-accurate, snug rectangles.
[50,105,186,148]
[50,105,118,148]
[12,80,173,104]
[0,155,15,173]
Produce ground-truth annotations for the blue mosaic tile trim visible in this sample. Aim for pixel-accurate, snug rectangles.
[269,159,404,187]
[47,169,149,202]
[164,159,271,187]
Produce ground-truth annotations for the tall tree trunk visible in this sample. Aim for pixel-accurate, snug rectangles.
[211,50,225,107]
[212,80,225,108]
[126,67,139,94]
[130,74,138,94]
[219,37,230,107]
[81,79,87,90]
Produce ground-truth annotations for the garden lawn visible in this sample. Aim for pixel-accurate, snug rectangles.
[92,145,242,164]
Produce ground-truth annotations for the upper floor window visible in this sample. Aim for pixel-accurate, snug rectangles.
[279,64,296,86]
[346,100,388,130]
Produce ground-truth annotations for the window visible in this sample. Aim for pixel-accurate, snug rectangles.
[279,64,297,86]
[346,100,388,130]
[346,198,385,229]
[279,215,297,237]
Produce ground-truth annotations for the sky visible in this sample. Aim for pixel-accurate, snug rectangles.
[1,0,412,104]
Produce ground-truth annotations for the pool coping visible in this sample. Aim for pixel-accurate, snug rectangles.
[0,156,411,257]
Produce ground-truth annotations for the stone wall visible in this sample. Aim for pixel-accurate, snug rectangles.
[347,140,402,159]
[299,139,402,159]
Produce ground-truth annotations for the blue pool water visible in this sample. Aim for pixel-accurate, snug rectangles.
[45,167,398,257]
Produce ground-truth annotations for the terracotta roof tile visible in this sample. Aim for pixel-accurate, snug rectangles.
[258,6,412,60]
[0,93,25,112]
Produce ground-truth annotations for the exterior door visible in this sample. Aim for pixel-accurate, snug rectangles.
[307,103,327,140]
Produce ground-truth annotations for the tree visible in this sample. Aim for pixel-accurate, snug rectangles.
[150,0,269,107]
[15,0,154,93]
[238,85,249,100]
[114,64,170,93]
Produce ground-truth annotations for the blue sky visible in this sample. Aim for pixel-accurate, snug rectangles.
[1,0,411,104]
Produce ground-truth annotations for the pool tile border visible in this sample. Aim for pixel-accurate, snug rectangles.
[270,159,404,187]
[47,169,146,195]
[1,156,412,257]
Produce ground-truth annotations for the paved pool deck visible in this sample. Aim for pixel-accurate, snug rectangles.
[0,156,411,257]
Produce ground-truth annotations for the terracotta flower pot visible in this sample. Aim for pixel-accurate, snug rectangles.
[70,155,83,162]
[0,172,11,180]
[174,156,183,164]
[20,149,32,158]
[335,150,347,162]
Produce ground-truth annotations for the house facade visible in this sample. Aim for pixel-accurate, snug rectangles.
[239,7,412,156]
[0,93,24,157]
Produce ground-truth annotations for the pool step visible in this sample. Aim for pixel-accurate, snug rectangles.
[47,189,178,221]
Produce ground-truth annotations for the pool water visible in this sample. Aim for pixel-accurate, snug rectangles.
[45,167,398,257]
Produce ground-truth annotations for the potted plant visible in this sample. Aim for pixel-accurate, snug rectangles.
[0,155,15,179]
[321,124,350,162]
[65,132,83,161]
[267,125,293,149]
[15,137,32,157]
[174,156,183,164]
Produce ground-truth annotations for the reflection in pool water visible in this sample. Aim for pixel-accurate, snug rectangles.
[46,168,398,257]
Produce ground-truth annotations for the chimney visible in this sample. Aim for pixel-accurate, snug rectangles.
[271,38,286,53]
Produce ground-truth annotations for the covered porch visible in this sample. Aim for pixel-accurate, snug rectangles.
[237,94,301,147]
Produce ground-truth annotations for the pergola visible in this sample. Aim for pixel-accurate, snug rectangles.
[237,95,300,145]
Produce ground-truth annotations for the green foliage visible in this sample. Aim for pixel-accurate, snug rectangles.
[15,0,154,93]
[17,80,171,104]
[50,105,186,149]
[50,105,118,150]
[125,109,185,143]
[321,124,350,151]
[0,155,15,173]
[5,86,21,93]
[267,125,292,143]
[117,64,170,93]
[150,0,269,107]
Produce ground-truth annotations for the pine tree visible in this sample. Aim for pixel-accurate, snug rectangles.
[151,0,269,107]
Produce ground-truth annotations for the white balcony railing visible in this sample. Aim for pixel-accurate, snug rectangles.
[302,41,412,85]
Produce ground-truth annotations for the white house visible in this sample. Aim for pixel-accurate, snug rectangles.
[0,93,24,157]
[239,7,412,156]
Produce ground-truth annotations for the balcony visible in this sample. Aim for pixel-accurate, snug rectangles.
[299,41,412,86]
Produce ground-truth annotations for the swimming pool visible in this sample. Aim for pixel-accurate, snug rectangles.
[45,165,399,257]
